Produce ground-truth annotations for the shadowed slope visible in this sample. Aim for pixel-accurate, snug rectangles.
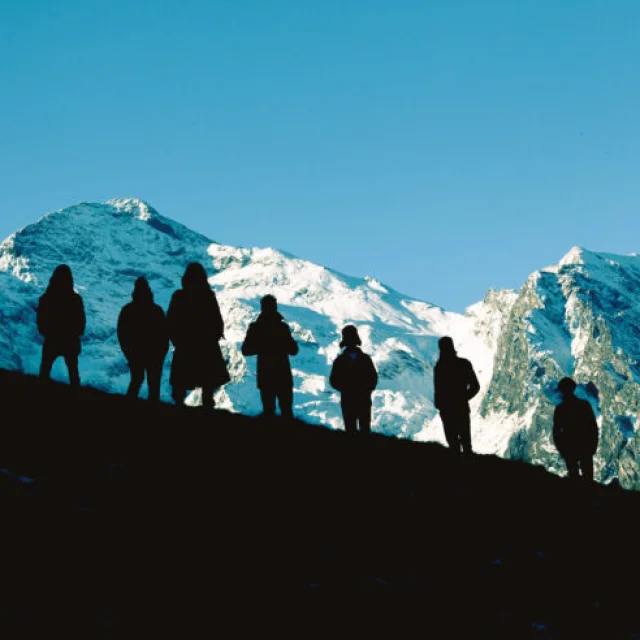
[0,368,639,637]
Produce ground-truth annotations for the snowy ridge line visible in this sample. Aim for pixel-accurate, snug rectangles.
[1,200,639,486]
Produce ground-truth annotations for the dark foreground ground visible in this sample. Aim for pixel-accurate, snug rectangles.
[1,369,639,638]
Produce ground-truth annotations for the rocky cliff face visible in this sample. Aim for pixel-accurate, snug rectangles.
[479,248,640,487]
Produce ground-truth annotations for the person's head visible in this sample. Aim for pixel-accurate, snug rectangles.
[132,276,153,303]
[340,325,361,349]
[260,294,278,315]
[48,264,74,294]
[182,262,209,292]
[438,336,456,358]
[558,377,577,397]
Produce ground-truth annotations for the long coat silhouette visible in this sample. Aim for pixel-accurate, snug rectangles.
[117,277,169,402]
[553,377,599,481]
[37,264,86,386]
[433,336,480,454]
[329,325,378,434]
[241,295,298,418]
[167,263,230,408]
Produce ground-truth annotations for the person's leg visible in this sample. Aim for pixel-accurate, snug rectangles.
[580,456,594,482]
[146,361,163,403]
[440,410,462,453]
[459,411,473,454]
[564,456,579,479]
[341,397,358,434]
[64,354,81,387]
[358,398,372,435]
[201,384,215,411]
[127,361,145,398]
[260,388,277,417]
[39,344,55,380]
[277,386,294,419]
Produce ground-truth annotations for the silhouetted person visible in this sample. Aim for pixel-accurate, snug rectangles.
[329,325,378,435]
[433,336,480,454]
[167,263,230,410]
[553,377,599,481]
[117,277,169,402]
[37,264,86,387]
[241,295,298,418]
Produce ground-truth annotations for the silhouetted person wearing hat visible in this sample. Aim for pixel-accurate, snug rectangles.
[241,295,298,418]
[37,264,86,387]
[433,336,480,454]
[117,277,169,402]
[329,325,378,435]
[553,377,599,481]
[167,263,230,410]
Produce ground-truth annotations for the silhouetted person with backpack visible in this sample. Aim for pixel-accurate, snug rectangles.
[37,264,86,387]
[329,325,378,435]
[553,377,599,481]
[241,295,298,418]
[117,277,169,402]
[433,336,480,454]
[167,263,230,410]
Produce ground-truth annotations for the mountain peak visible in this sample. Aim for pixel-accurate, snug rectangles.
[105,198,158,221]
[558,245,585,267]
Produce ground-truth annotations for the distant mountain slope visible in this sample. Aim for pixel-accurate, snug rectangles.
[1,199,639,486]
[0,199,498,440]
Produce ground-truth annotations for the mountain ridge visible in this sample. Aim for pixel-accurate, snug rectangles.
[1,198,639,486]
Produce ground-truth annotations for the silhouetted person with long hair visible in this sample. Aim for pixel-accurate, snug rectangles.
[433,336,480,454]
[241,295,298,418]
[117,277,169,402]
[329,325,378,435]
[167,263,230,410]
[553,377,599,481]
[37,264,86,386]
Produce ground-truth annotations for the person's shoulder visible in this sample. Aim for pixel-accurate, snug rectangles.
[578,398,594,411]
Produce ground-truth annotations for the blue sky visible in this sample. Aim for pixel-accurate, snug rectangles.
[1,0,639,312]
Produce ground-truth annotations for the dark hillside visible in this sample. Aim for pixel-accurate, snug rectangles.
[0,368,639,638]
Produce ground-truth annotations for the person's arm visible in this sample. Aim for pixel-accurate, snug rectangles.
[36,296,48,337]
[329,356,343,392]
[585,401,599,454]
[166,292,182,347]
[466,361,480,400]
[286,324,299,356]
[433,365,441,410]
[211,292,224,341]
[77,295,86,337]
[241,323,258,356]
[367,355,378,392]
[552,406,564,452]
[116,307,129,359]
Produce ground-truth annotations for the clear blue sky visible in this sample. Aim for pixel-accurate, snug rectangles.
[1,0,639,312]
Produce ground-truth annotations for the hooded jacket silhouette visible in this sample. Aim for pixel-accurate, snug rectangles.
[167,263,230,407]
[37,264,86,386]
[117,277,169,401]
[553,377,599,481]
[329,325,378,434]
[433,337,480,453]
[241,295,298,417]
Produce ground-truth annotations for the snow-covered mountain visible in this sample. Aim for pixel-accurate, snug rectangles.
[1,199,639,487]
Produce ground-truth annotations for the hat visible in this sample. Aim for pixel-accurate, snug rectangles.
[260,294,278,313]
[340,325,361,348]
[438,336,456,356]
[558,377,577,395]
